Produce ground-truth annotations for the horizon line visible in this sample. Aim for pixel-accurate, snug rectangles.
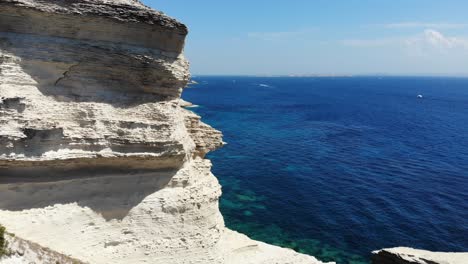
[190,74,468,78]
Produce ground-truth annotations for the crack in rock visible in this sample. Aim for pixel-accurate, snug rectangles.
[54,62,81,86]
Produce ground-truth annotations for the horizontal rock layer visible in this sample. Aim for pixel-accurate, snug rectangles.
[0,0,187,53]
[0,32,190,170]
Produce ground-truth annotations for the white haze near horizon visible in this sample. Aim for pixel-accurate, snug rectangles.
[148,1,468,76]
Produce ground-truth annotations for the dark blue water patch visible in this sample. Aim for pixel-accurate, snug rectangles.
[183,76,468,264]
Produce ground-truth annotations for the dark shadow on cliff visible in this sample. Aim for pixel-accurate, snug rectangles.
[0,32,184,107]
[0,168,178,221]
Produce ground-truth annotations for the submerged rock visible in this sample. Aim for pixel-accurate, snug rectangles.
[0,1,329,263]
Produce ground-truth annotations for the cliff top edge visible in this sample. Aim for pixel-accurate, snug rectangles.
[0,0,188,34]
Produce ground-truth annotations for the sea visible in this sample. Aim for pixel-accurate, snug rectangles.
[182,76,468,264]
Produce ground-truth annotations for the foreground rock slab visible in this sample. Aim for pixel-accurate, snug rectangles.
[372,247,468,264]
[0,0,329,263]
[1,233,86,264]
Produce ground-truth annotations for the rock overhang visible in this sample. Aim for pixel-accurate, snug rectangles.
[0,0,197,174]
[0,0,188,53]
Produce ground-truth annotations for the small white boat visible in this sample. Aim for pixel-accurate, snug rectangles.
[417,94,423,98]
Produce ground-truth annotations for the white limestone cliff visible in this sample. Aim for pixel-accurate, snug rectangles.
[0,1,329,263]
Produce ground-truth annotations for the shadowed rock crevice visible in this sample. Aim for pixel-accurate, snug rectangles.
[0,170,176,221]
[0,32,188,105]
[0,97,26,112]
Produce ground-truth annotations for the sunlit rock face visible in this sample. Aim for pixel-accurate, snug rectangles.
[372,248,468,264]
[0,0,191,170]
[0,1,328,263]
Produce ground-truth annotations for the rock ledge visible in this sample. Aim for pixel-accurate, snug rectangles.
[372,247,468,264]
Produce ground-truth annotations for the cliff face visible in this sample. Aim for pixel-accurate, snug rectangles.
[0,0,192,171]
[0,1,327,263]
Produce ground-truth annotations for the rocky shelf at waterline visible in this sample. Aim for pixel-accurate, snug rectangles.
[0,1,327,263]
[372,247,468,264]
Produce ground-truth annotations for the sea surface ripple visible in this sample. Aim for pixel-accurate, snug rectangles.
[183,76,468,264]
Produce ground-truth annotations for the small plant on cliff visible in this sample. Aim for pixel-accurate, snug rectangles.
[0,224,9,257]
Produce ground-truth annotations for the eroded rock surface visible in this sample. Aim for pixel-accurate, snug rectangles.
[0,1,328,263]
[1,233,86,264]
[372,248,468,264]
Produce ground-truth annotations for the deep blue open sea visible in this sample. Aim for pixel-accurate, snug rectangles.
[182,76,468,264]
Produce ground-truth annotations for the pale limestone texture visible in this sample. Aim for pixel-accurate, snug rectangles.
[1,234,85,264]
[0,1,329,263]
[372,247,468,264]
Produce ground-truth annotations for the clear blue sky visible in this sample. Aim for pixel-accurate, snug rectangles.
[145,0,468,76]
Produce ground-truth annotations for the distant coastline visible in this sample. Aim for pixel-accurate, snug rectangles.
[191,74,468,78]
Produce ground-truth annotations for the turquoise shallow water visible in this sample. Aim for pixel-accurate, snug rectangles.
[183,76,468,264]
